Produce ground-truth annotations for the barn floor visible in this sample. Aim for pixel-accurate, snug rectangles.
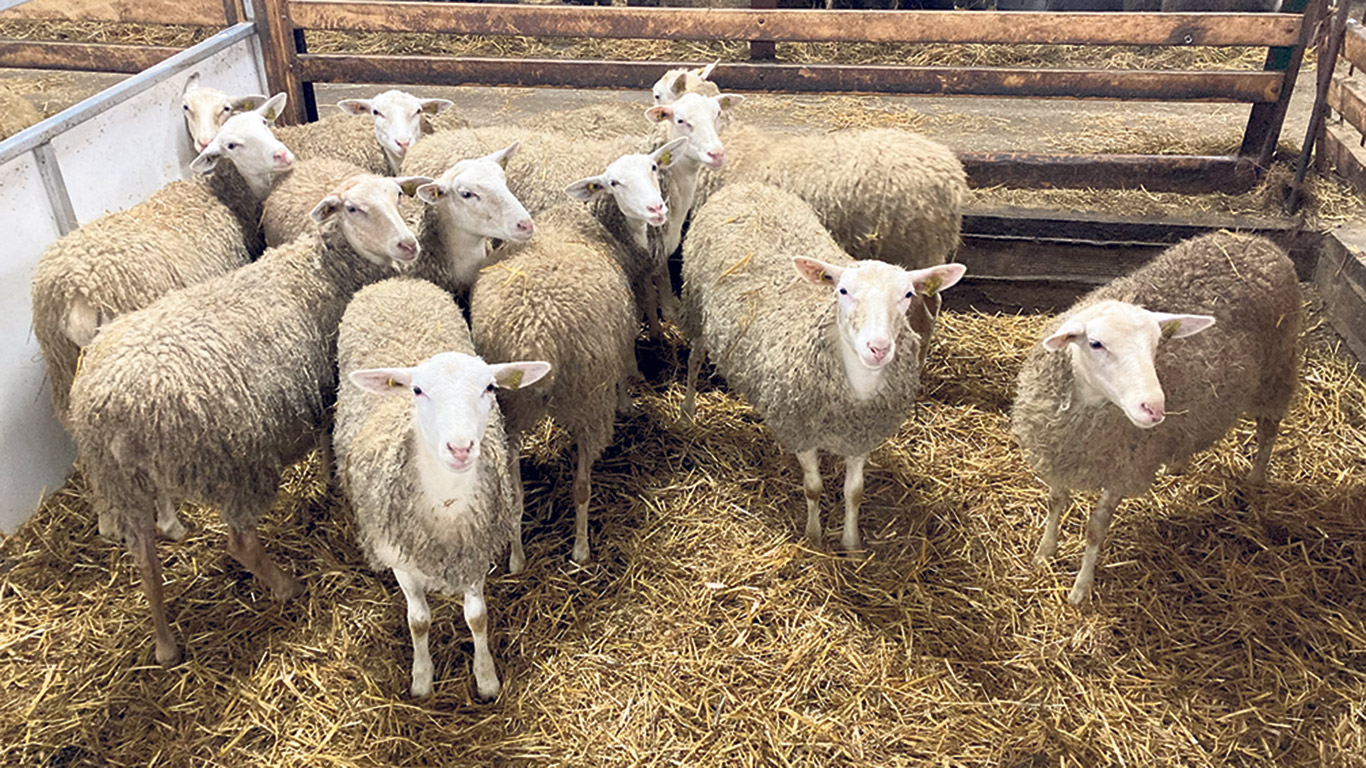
[1,298,1363,767]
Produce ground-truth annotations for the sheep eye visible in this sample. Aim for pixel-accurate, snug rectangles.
[459,189,475,200]
[651,164,658,172]
[182,104,190,111]
[609,180,619,187]
[345,204,358,214]
[221,105,231,114]
[485,382,496,393]
[372,109,382,117]
[1088,339,1104,350]
[838,287,848,296]
[904,291,913,299]
[225,142,239,150]
[412,386,423,396]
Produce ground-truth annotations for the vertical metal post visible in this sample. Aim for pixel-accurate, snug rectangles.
[32,143,79,236]
[1240,0,1322,167]
[750,0,776,61]
[293,27,318,122]
[256,0,306,125]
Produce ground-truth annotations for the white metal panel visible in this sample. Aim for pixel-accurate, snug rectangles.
[55,43,266,224]
[0,154,73,532]
[0,31,266,533]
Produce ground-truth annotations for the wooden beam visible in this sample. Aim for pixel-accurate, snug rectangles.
[0,0,227,26]
[960,152,1259,193]
[1328,75,1366,138]
[296,55,1284,103]
[257,0,306,125]
[0,40,180,73]
[1343,19,1366,72]
[1240,0,1317,162]
[1317,122,1366,196]
[287,2,1301,47]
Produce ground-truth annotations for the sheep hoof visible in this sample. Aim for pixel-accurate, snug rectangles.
[273,576,304,602]
[1031,552,1052,570]
[474,678,502,702]
[804,528,823,548]
[155,642,181,668]
[1066,584,1090,606]
[508,551,525,576]
[571,541,590,565]
[839,532,862,552]
[410,680,433,699]
[159,518,190,541]
[1247,467,1268,485]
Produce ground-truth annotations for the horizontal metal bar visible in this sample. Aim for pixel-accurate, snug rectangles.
[1343,19,1366,71]
[960,152,1261,193]
[289,2,1302,47]
[0,41,182,74]
[1328,74,1366,137]
[297,55,1283,102]
[0,21,257,166]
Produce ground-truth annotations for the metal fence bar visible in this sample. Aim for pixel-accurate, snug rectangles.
[31,143,78,236]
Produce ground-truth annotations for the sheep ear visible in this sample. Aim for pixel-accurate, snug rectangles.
[698,60,719,80]
[908,263,967,298]
[669,72,688,98]
[793,257,843,287]
[1149,311,1216,341]
[416,181,446,204]
[310,194,343,223]
[350,367,416,395]
[485,141,519,169]
[421,98,454,115]
[1042,318,1086,352]
[229,94,268,113]
[258,92,288,124]
[645,105,673,124]
[715,93,744,111]
[182,72,201,95]
[336,98,372,117]
[491,361,552,391]
[566,176,609,202]
[190,146,223,174]
[652,137,688,168]
[393,176,434,198]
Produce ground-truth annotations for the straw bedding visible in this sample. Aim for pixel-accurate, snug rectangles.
[2,291,1363,766]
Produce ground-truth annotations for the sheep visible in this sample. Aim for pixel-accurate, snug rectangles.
[261,157,373,247]
[680,182,966,550]
[644,91,745,256]
[651,60,721,106]
[1011,231,1302,605]
[335,277,550,699]
[179,72,265,153]
[469,203,638,568]
[31,93,295,430]
[66,172,432,666]
[402,142,536,296]
[1,91,44,140]
[272,90,458,175]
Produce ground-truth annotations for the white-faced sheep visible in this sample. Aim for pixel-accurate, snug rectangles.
[470,203,638,568]
[269,90,457,175]
[402,142,536,295]
[336,277,549,699]
[179,72,265,153]
[67,173,429,666]
[643,91,745,255]
[31,94,295,429]
[682,183,966,550]
[651,60,721,106]
[1011,231,1302,604]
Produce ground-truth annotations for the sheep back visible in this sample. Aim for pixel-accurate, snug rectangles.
[335,277,515,593]
[1011,231,1302,496]
[682,182,924,457]
[262,157,370,247]
[275,113,389,175]
[469,205,636,456]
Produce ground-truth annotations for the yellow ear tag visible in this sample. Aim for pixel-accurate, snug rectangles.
[923,276,942,297]
[1160,319,1181,340]
[588,182,601,192]
[503,369,524,390]
[387,377,397,388]
[498,154,509,169]
[658,150,672,166]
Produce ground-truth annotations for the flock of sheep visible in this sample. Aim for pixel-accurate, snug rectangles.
[29,64,1303,700]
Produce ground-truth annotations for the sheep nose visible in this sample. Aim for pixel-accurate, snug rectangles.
[395,139,410,151]
[274,149,294,166]
[516,219,535,235]
[446,441,473,462]
[706,150,725,165]
[1139,401,1165,423]
[867,340,891,363]
[646,203,664,215]
[197,140,209,152]
[396,239,418,258]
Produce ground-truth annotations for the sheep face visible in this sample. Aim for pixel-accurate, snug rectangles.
[795,258,966,371]
[646,92,743,170]
[338,90,453,174]
[416,143,535,243]
[651,60,718,106]
[1041,300,1216,429]
[565,137,688,227]
[310,175,429,266]
[190,93,295,200]
[180,73,266,153]
[350,353,551,474]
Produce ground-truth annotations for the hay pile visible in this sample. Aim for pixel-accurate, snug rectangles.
[2,299,1363,767]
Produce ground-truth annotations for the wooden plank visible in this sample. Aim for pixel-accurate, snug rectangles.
[1240,0,1317,162]
[963,205,1302,244]
[288,2,1301,46]
[961,152,1259,193]
[750,0,775,61]
[1328,74,1366,136]
[0,0,226,26]
[0,41,180,73]
[296,55,1284,103]
[257,0,306,126]
[1343,19,1366,72]
[1314,228,1366,364]
[1318,122,1366,196]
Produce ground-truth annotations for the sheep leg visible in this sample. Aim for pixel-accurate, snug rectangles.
[131,525,179,666]
[644,276,663,342]
[393,568,434,698]
[155,499,188,541]
[841,454,867,551]
[655,266,680,324]
[1034,487,1070,566]
[1165,457,1191,476]
[1067,489,1121,605]
[226,524,302,601]
[507,432,527,575]
[464,575,501,700]
[571,440,593,565]
[96,496,118,539]
[1249,416,1280,484]
[797,449,823,546]
[683,341,706,421]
